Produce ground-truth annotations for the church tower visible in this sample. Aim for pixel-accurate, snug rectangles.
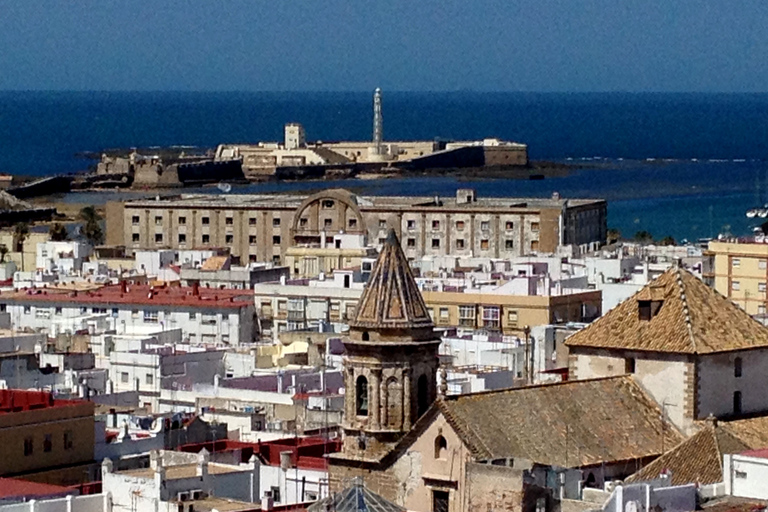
[340,229,440,458]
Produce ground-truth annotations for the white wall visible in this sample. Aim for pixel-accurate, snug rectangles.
[724,454,768,500]
[571,349,691,433]
[0,494,111,512]
[260,464,328,504]
[5,300,253,346]
[698,349,768,419]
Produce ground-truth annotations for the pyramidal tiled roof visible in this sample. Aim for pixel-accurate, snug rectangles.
[307,477,404,512]
[566,267,768,354]
[350,230,434,331]
[625,422,751,486]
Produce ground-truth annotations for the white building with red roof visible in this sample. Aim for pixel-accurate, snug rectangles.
[0,282,256,346]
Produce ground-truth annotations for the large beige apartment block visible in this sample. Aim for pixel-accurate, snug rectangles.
[107,189,606,266]
[705,239,768,315]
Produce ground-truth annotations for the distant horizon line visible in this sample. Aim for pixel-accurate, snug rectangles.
[1,89,768,95]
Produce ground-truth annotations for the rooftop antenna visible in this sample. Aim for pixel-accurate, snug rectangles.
[373,88,383,154]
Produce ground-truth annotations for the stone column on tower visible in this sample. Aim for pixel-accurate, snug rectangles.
[403,367,412,430]
[371,368,382,430]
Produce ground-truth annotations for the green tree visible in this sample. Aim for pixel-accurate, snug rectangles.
[79,206,104,246]
[13,222,29,270]
[49,223,69,242]
[0,244,8,264]
[634,230,653,244]
[659,236,676,246]
[607,228,621,244]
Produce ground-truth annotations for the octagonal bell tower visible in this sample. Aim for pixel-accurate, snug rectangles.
[341,229,440,457]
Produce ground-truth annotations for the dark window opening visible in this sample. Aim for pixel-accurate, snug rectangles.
[735,357,743,378]
[434,435,447,459]
[362,331,369,341]
[734,391,742,416]
[418,374,429,417]
[625,358,635,374]
[433,490,450,512]
[356,376,369,416]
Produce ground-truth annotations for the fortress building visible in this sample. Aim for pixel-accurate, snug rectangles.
[213,89,529,179]
[106,188,607,265]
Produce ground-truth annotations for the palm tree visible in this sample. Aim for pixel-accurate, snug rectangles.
[13,222,29,270]
[49,223,69,242]
[79,206,104,246]
[634,230,653,245]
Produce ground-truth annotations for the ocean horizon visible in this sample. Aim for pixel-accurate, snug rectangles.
[1,90,767,242]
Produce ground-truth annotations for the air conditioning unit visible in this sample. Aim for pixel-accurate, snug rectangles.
[177,491,190,502]
[191,490,204,500]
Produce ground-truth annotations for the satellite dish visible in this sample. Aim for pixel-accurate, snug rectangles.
[217,182,232,193]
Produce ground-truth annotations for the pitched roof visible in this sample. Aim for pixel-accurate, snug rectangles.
[350,230,433,330]
[565,268,768,354]
[437,376,682,468]
[625,424,749,486]
[626,416,768,486]
[0,477,70,499]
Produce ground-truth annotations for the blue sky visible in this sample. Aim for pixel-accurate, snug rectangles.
[1,0,767,92]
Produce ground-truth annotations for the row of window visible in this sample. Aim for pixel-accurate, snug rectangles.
[404,238,530,251]
[23,430,74,456]
[428,306,519,326]
[120,371,154,385]
[732,258,768,269]
[404,219,537,232]
[133,215,282,227]
[133,233,282,246]
[23,306,221,323]
[136,214,539,234]
[730,281,767,292]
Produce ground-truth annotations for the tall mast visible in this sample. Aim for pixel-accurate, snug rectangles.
[373,88,383,153]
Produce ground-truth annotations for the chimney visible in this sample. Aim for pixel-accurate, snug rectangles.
[197,448,210,478]
[279,450,293,470]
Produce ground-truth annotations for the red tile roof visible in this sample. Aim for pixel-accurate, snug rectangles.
[0,389,86,414]
[0,478,70,499]
[0,284,253,309]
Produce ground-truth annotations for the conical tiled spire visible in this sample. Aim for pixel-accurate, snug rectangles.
[350,229,434,330]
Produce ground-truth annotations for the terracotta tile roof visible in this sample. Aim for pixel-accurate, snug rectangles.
[201,256,229,271]
[719,415,768,449]
[565,268,768,354]
[702,498,768,512]
[626,416,768,486]
[625,424,749,485]
[0,477,70,498]
[437,375,682,468]
[350,230,433,330]
[0,284,252,309]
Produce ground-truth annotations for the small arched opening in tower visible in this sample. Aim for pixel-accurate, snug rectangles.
[356,375,369,416]
[417,374,429,417]
[434,435,447,459]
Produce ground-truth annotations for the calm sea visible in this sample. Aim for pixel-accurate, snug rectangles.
[2,91,768,242]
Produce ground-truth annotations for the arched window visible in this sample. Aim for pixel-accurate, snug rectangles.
[362,331,370,341]
[434,435,447,459]
[417,374,429,417]
[386,377,401,428]
[356,376,369,416]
